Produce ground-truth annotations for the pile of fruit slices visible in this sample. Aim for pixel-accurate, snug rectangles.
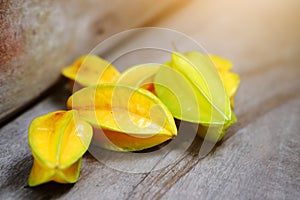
[28,52,240,186]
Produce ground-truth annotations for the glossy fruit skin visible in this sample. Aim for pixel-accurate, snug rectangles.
[62,55,120,90]
[208,54,240,108]
[28,110,93,186]
[67,84,177,151]
[154,52,239,142]
[116,64,159,94]
[155,52,232,124]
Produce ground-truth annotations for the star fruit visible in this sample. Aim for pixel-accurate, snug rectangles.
[67,84,177,151]
[28,110,93,186]
[116,63,160,93]
[62,55,120,90]
[208,54,240,107]
[154,52,239,142]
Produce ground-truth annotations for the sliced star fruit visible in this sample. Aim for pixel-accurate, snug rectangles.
[28,110,93,186]
[67,84,177,151]
[62,55,120,90]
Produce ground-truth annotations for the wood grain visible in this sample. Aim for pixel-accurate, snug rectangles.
[0,0,177,123]
[1,0,300,199]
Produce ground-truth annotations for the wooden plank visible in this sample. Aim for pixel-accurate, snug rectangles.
[0,0,178,123]
[0,75,299,199]
[1,0,300,199]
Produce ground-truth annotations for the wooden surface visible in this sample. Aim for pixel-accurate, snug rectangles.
[1,0,300,199]
[0,0,176,122]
